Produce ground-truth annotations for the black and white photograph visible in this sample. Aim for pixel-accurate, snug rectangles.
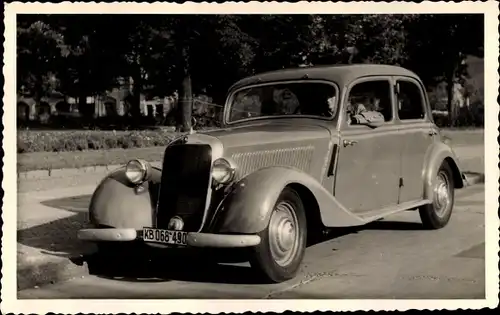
[2,1,499,313]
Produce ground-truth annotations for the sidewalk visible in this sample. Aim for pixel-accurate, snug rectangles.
[16,144,485,291]
[453,144,484,175]
[17,186,98,290]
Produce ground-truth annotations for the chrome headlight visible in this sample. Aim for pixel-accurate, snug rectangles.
[212,158,236,185]
[125,159,151,185]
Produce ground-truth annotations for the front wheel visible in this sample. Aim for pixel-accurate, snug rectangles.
[249,187,307,283]
[419,161,455,229]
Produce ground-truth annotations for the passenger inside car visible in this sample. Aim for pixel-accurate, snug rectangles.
[347,96,385,126]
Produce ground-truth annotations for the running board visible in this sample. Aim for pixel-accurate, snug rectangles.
[358,199,432,223]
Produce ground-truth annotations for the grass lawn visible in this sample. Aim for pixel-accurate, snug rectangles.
[17,128,484,173]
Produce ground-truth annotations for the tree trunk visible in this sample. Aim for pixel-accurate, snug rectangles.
[78,94,89,126]
[77,74,95,126]
[176,73,193,132]
[33,76,44,121]
[445,70,456,127]
[130,74,143,122]
[175,46,193,133]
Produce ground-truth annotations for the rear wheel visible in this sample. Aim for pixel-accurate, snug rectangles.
[249,187,307,283]
[419,161,455,229]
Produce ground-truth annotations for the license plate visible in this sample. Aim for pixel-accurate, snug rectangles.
[143,228,188,246]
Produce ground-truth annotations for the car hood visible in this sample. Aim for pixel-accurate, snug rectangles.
[203,120,332,149]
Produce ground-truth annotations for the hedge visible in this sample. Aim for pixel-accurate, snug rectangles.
[17,126,483,154]
[17,129,179,153]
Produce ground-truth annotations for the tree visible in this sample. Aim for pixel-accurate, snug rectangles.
[404,14,484,126]
[17,14,484,129]
[107,15,172,119]
[22,15,122,121]
[162,15,257,132]
[17,18,67,105]
[309,14,417,65]
[237,15,323,71]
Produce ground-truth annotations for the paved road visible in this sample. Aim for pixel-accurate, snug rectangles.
[18,183,485,299]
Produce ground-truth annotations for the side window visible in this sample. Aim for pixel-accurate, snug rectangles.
[397,80,426,120]
[346,80,393,124]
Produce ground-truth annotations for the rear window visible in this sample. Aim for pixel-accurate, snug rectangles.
[227,82,338,123]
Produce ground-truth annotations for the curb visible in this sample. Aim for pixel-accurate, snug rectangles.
[18,161,163,181]
[18,256,91,291]
[17,164,122,181]
[17,172,486,292]
[463,172,485,186]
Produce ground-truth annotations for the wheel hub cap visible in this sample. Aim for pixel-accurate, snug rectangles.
[269,201,299,267]
[434,173,450,215]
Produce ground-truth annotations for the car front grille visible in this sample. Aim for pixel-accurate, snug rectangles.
[156,144,213,232]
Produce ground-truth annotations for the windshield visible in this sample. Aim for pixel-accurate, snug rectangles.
[226,82,338,123]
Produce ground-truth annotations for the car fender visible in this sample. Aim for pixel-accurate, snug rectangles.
[88,166,162,230]
[211,166,365,234]
[422,142,465,201]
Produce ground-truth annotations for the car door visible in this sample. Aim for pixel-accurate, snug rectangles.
[334,77,401,215]
[395,77,436,203]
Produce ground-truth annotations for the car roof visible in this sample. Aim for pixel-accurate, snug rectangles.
[229,64,420,91]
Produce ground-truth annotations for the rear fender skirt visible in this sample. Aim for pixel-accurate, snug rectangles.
[210,166,365,234]
[88,166,162,230]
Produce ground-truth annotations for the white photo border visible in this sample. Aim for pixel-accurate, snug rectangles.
[2,1,499,313]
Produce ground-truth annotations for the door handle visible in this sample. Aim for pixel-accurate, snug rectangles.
[343,139,358,147]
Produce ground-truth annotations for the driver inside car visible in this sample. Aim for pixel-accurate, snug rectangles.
[273,88,301,115]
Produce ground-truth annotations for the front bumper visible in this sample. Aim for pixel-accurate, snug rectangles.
[77,228,261,248]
